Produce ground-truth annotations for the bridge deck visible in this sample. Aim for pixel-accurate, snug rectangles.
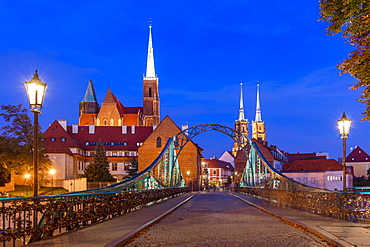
[29,191,369,247]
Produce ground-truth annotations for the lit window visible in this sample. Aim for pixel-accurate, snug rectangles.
[61,137,66,142]
[113,152,117,156]
[50,137,56,142]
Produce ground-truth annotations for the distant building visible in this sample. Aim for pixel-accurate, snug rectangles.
[219,151,234,167]
[251,84,266,142]
[285,152,328,164]
[282,159,353,191]
[79,24,159,127]
[232,83,248,156]
[44,120,153,183]
[202,158,234,187]
[43,24,162,188]
[346,146,370,178]
[254,139,288,171]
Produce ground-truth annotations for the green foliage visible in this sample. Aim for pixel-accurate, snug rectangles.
[127,158,138,177]
[319,1,370,120]
[84,140,115,182]
[0,104,51,175]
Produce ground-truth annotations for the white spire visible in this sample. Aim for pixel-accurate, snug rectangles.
[255,84,262,122]
[145,23,156,78]
[238,83,245,120]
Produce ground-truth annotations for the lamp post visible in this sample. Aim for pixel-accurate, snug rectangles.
[186,171,191,190]
[24,174,31,196]
[49,169,56,195]
[25,70,47,197]
[337,112,351,191]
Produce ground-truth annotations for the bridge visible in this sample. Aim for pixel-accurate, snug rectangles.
[0,124,369,246]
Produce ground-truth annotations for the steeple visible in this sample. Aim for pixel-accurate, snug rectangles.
[83,80,98,103]
[238,83,245,120]
[233,82,249,156]
[143,21,160,127]
[79,80,100,124]
[255,84,262,122]
[252,83,266,142]
[145,23,156,78]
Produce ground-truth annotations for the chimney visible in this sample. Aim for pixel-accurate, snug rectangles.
[72,124,78,134]
[58,120,67,131]
[122,125,127,134]
[89,124,95,134]
[182,124,188,136]
[131,125,135,135]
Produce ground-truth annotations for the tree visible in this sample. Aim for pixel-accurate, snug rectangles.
[84,140,115,182]
[319,1,370,120]
[0,104,51,175]
[127,158,138,177]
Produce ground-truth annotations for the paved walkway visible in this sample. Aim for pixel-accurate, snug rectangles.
[229,191,370,247]
[126,192,329,246]
[28,191,370,247]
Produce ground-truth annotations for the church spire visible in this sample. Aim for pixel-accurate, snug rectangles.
[83,80,98,103]
[145,22,156,78]
[255,84,262,122]
[238,83,245,120]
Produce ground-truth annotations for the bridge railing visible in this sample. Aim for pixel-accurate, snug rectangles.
[236,187,370,222]
[0,187,189,246]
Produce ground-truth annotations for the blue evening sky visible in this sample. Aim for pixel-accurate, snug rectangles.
[0,1,368,160]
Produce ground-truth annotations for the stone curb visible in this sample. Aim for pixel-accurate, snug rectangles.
[228,192,353,247]
[105,192,198,247]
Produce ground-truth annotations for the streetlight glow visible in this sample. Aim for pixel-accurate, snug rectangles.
[24,70,47,111]
[337,112,351,137]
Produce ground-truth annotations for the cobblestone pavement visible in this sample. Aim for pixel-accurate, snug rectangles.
[126,192,330,247]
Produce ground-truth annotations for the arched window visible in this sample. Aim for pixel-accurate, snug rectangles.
[149,87,152,97]
[156,137,161,147]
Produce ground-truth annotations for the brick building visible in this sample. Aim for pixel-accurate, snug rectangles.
[138,116,203,189]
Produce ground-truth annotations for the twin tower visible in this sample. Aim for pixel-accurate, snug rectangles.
[78,24,160,127]
[232,83,266,156]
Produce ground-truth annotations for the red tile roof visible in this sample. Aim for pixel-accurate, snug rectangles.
[206,159,234,171]
[283,159,342,172]
[44,120,153,152]
[285,152,326,163]
[346,146,370,162]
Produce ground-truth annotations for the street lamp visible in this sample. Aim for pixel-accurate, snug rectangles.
[49,169,56,195]
[25,70,47,197]
[186,171,191,190]
[24,173,31,196]
[337,112,351,191]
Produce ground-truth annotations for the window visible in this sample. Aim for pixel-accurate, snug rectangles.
[113,152,117,156]
[149,87,152,97]
[311,178,315,184]
[50,137,56,142]
[156,137,162,147]
[304,178,308,184]
[213,170,216,175]
[112,163,118,171]
[61,137,66,142]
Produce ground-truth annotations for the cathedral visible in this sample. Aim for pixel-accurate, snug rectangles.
[232,83,266,156]
[78,24,160,127]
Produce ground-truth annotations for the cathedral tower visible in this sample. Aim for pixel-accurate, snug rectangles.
[232,83,249,156]
[79,80,100,125]
[143,24,160,126]
[252,84,266,142]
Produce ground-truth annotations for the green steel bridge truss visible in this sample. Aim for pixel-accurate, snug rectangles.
[77,123,323,194]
